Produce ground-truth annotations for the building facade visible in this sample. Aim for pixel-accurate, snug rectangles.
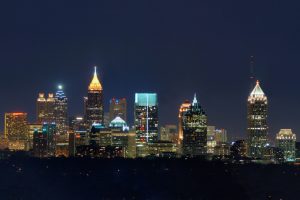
[182,94,207,157]
[109,98,127,123]
[36,93,55,123]
[54,85,68,137]
[4,112,29,150]
[160,125,178,143]
[247,80,268,159]
[33,123,56,157]
[178,100,191,144]
[276,129,296,162]
[84,67,104,127]
[134,93,159,157]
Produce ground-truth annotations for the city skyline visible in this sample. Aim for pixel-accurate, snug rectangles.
[1,1,300,140]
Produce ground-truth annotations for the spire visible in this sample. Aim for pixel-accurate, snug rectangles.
[88,66,102,91]
[250,80,265,97]
[192,93,198,105]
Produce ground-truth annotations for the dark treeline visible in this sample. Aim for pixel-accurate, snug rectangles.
[0,157,299,199]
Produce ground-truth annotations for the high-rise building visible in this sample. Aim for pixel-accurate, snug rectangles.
[54,85,68,136]
[215,128,228,144]
[276,129,296,162]
[84,67,104,127]
[182,94,207,157]
[4,112,29,150]
[160,125,178,143]
[33,123,56,157]
[36,93,55,123]
[247,80,268,158]
[178,100,191,144]
[109,98,127,122]
[28,123,43,150]
[134,93,159,157]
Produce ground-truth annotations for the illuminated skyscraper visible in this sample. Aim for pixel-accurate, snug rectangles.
[109,98,127,122]
[134,93,158,157]
[182,94,207,157]
[247,80,268,158]
[276,129,296,162]
[54,85,68,136]
[33,123,56,157]
[36,93,55,123]
[178,100,191,144]
[85,67,104,127]
[4,112,29,150]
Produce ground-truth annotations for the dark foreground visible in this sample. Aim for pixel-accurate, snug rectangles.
[0,157,299,200]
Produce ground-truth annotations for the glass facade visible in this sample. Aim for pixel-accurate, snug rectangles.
[247,81,268,159]
[134,93,159,157]
[182,94,207,157]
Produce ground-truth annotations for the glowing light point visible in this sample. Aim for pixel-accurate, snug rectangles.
[58,85,63,90]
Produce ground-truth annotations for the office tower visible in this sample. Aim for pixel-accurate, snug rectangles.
[276,129,296,162]
[109,98,127,122]
[215,128,228,144]
[160,125,178,143]
[33,123,56,157]
[178,100,191,144]
[147,141,178,158]
[182,94,207,157]
[54,85,68,136]
[134,93,159,157]
[207,126,217,154]
[37,93,55,123]
[4,112,29,150]
[37,93,47,123]
[247,80,268,158]
[28,123,43,150]
[84,67,104,127]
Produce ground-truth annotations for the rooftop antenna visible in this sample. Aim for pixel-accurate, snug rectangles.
[250,55,255,81]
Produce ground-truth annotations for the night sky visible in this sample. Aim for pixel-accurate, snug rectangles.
[0,1,300,140]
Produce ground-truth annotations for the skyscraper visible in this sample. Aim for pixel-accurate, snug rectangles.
[36,93,55,123]
[182,94,207,157]
[4,112,29,150]
[247,80,268,159]
[85,67,104,127]
[134,93,159,157]
[33,123,56,157]
[276,129,296,162]
[54,85,68,136]
[109,98,127,122]
[178,100,191,144]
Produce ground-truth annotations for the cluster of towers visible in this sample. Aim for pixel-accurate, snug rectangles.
[1,66,297,162]
[177,80,296,162]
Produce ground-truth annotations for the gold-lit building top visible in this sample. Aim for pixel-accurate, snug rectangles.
[88,66,102,91]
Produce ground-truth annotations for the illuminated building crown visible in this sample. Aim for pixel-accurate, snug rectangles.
[88,66,102,91]
[248,80,267,103]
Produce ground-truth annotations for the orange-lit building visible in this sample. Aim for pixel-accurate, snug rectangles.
[4,112,29,150]
[178,100,191,144]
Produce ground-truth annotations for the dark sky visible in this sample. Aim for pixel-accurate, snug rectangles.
[0,0,300,140]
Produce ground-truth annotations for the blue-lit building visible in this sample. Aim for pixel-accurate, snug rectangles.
[54,85,68,138]
[33,123,56,157]
[134,93,159,157]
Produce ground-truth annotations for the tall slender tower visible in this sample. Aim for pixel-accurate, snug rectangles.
[85,67,104,127]
[182,94,207,156]
[178,100,191,144]
[247,80,268,158]
[54,85,68,136]
[134,93,158,157]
